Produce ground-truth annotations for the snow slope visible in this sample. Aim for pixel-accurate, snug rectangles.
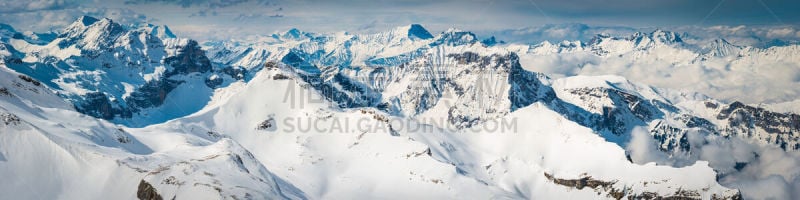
[138,67,741,199]
[0,62,744,199]
[0,66,304,199]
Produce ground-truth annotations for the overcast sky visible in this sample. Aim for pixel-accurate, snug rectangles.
[1,0,799,41]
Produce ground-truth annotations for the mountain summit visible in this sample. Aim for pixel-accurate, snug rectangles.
[406,24,434,40]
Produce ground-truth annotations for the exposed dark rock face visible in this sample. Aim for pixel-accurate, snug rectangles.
[73,78,182,120]
[481,36,501,46]
[556,85,797,154]
[0,87,10,97]
[272,73,290,80]
[70,39,213,120]
[651,121,692,152]
[1,112,21,126]
[428,30,478,46]
[124,78,183,111]
[163,40,212,76]
[446,52,556,128]
[205,75,223,88]
[17,75,41,86]
[407,24,434,40]
[504,53,557,111]
[564,87,666,136]
[256,117,275,130]
[544,172,616,190]
[136,180,163,200]
[281,51,380,109]
[1,17,246,124]
[544,173,742,200]
[297,72,380,108]
[220,66,247,80]
[75,92,129,120]
[717,101,800,150]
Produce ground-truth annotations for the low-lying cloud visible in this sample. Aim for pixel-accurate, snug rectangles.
[626,127,800,199]
[518,34,800,110]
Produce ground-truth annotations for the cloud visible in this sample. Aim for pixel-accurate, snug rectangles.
[357,20,378,31]
[713,140,800,199]
[587,54,800,104]
[625,126,800,199]
[486,23,800,47]
[231,12,283,21]
[82,7,149,25]
[484,23,637,44]
[123,0,272,8]
[0,0,78,14]
[168,24,245,41]
[123,0,277,18]
[625,126,671,165]
[673,25,800,47]
[520,26,800,105]
[0,1,83,31]
[0,5,152,32]
[233,13,261,21]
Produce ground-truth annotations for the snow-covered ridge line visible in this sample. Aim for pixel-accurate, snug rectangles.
[205,23,800,109]
[0,16,247,127]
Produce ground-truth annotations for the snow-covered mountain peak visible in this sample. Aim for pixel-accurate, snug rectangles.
[648,29,683,44]
[622,29,683,48]
[704,38,742,57]
[0,24,17,35]
[58,16,126,50]
[431,28,478,46]
[526,40,584,54]
[0,24,22,43]
[62,16,114,35]
[272,28,313,41]
[77,15,100,27]
[406,23,434,40]
[574,28,695,57]
[0,16,247,126]
[0,23,55,45]
[138,24,177,40]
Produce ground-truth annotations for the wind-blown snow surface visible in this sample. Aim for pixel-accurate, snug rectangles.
[2,17,800,199]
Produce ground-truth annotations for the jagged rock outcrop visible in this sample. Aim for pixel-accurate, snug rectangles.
[137,180,163,200]
[544,173,743,200]
[715,101,800,150]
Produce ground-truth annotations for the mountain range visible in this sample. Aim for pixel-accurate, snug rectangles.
[1,16,799,199]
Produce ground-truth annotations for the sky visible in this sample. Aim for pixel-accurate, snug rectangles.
[1,0,800,41]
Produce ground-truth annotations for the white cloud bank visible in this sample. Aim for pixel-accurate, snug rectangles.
[625,127,800,199]
[518,38,800,112]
